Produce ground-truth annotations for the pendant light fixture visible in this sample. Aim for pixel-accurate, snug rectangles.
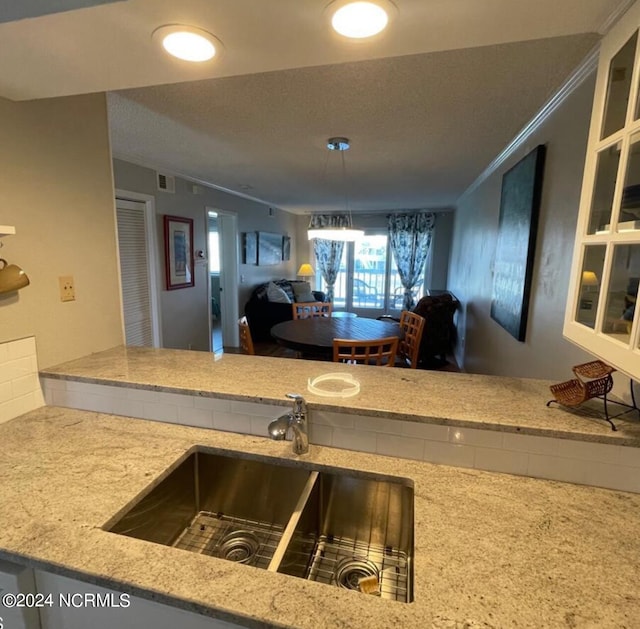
[307,137,365,242]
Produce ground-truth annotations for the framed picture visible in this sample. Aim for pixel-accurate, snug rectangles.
[258,231,283,266]
[164,215,194,290]
[243,232,258,264]
[490,144,546,341]
[282,236,291,261]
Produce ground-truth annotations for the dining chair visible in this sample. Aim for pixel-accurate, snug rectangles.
[397,310,425,368]
[292,301,333,319]
[332,336,398,367]
[238,316,255,355]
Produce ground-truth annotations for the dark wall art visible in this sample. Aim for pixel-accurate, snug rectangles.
[490,144,546,341]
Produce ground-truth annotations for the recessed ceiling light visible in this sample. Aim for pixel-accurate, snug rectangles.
[153,25,221,62]
[327,1,396,39]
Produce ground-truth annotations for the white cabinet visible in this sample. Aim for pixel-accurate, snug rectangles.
[35,571,242,629]
[565,0,640,379]
[0,560,40,629]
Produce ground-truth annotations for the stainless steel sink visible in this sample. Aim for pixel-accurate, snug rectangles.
[106,448,414,602]
[276,471,413,601]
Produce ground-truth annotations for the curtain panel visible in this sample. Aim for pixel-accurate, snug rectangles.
[388,212,435,310]
[309,214,349,302]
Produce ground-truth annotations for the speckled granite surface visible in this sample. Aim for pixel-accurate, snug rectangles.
[40,346,640,445]
[1,407,640,628]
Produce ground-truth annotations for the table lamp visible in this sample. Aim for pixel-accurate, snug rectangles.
[297,263,315,279]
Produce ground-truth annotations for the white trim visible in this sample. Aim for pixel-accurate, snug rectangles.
[458,46,600,204]
[112,151,290,214]
[115,189,163,348]
[597,0,637,34]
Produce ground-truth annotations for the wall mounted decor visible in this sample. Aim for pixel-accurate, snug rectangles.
[258,231,283,266]
[243,232,257,265]
[490,144,546,341]
[282,236,291,261]
[164,215,194,290]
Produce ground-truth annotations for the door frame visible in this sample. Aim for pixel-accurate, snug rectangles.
[115,189,163,347]
[205,207,239,348]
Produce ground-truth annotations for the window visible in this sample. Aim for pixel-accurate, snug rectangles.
[321,233,425,313]
[208,230,220,274]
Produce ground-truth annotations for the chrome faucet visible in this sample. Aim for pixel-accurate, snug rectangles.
[268,393,309,455]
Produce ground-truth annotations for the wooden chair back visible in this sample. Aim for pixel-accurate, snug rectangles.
[332,336,398,367]
[238,316,255,355]
[398,310,426,368]
[292,301,333,319]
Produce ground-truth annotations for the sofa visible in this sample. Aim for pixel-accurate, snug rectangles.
[244,279,327,342]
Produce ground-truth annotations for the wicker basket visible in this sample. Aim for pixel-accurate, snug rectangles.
[549,360,614,408]
[572,360,616,380]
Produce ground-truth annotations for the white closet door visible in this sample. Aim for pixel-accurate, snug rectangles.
[116,199,154,347]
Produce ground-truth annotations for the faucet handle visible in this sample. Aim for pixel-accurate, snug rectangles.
[286,393,305,402]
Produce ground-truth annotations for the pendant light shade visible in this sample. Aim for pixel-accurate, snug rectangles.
[307,137,364,242]
[307,226,364,241]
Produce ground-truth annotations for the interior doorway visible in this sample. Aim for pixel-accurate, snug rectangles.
[207,209,239,352]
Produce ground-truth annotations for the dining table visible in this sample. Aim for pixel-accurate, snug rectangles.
[270,316,401,360]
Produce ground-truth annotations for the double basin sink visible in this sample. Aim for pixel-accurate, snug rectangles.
[107,447,414,602]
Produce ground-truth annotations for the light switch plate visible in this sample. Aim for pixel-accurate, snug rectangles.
[59,275,75,302]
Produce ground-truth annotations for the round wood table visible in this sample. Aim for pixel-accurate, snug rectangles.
[271,317,400,359]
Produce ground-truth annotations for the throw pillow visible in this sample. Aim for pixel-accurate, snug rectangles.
[291,281,316,303]
[266,281,291,304]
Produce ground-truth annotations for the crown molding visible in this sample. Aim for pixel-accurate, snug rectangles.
[597,0,636,34]
[458,0,637,205]
[111,151,290,213]
[457,45,599,204]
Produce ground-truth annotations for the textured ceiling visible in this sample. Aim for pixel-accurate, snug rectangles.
[110,34,599,213]
[0,0,630,213]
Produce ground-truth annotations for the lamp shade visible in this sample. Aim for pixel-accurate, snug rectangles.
[297,263,315,277]
[582,271,599,287]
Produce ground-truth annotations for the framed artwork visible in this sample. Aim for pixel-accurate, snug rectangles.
[490,144,546,341]
[243,232,258,264]
[258,231,283,266]
[164,215,194,290]
[282,236,291,261]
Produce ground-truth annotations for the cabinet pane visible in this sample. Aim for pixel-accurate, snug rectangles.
[587,143,621,234]
[602,31,637,139]
[602,244,640,342]
[575,245,606,329]
[619,131,640,230]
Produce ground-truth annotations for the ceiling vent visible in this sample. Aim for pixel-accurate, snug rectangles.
[156,172,175,193]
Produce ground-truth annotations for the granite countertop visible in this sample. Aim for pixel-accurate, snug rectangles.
[40,346,640,445]
[1,406,640,629]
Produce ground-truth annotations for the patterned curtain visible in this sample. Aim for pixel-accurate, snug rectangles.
[310,214,348,302]
[388,212,436,310]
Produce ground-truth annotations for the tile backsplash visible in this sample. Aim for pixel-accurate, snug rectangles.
[41,376,640,494]
[0,336,45,423]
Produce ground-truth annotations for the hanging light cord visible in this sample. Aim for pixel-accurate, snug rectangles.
[340,147,353,228]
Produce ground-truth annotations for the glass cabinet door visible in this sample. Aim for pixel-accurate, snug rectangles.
[565,7,640,380]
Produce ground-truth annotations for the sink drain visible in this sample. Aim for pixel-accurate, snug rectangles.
[333,557,379,590]
[216,530,261,564]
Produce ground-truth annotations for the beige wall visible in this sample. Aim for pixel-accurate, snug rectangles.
[0,94,123,368]
[448,74,596,379]
[112,159,299,350]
